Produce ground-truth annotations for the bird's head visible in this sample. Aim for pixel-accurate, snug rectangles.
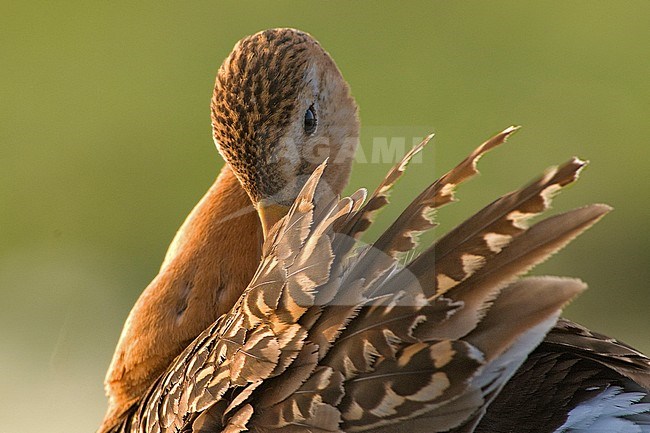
[211,28,359,236]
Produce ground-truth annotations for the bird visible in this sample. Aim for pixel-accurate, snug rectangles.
[99,28,650,433]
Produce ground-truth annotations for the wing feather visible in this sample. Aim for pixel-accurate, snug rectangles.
[108,128,640,433]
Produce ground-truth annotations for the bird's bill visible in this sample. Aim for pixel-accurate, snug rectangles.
[257,202,290,238]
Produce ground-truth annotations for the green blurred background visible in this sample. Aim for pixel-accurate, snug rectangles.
[2,1,649,431]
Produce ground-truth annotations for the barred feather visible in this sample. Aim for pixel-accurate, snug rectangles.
[411,157,588,297]
[371,126,520,258]
[341,133,434,239]
[107,129,649,433]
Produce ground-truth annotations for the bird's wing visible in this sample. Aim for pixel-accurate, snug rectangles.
[112,127,621,433]
[339,132,435,238]
[544,318,650,389]
[474,319,650,433]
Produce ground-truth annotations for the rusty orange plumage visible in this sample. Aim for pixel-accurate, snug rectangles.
[101,166,262,430]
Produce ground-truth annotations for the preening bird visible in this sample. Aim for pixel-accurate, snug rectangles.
[100,28,650,433]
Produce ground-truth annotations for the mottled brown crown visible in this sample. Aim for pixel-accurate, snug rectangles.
[211,28,359,205]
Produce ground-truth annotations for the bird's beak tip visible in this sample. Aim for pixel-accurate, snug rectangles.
[257,203,290,238]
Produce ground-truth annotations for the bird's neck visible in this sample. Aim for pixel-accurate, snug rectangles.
[158,164,263,313]
[102,164,262,431]
[157,163,263,321]
[161,164,260,275]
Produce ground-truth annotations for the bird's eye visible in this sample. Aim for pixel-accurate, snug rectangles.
[304,105,317,135]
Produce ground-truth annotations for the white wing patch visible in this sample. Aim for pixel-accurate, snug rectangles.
[556,386,650,433]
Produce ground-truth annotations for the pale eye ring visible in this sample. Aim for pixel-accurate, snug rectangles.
[304,105,317,135]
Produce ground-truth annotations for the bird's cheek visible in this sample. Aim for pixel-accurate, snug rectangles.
[300,135,332,167]
[270,135,301,171]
